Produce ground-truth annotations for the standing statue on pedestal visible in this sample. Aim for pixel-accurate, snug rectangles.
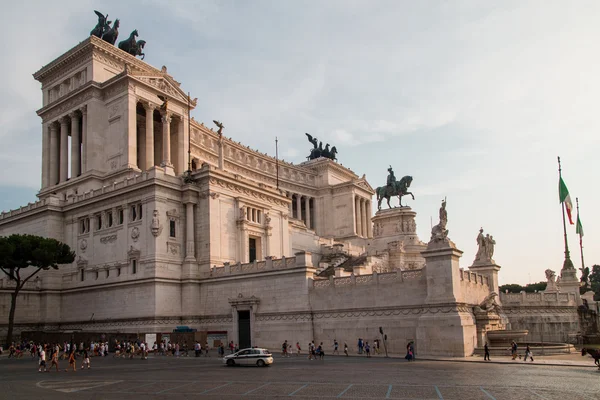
[430,198,449,242]
[375,166,414,209]
[474,228,497,263]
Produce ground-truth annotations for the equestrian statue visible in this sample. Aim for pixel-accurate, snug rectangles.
[375,166,414,210]
[90,11,147,60]
[305,133,338,161]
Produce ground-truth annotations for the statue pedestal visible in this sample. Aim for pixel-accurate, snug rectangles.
[369,207,426,270]
[469,261,501,298]
[559,267,581,303]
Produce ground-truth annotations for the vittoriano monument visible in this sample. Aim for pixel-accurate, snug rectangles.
[91,10,146,59]
[375,166,414,210]
[305,133,338,161]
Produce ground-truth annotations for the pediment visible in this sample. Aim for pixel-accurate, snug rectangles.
[132,74,194,105]
[356,179,375,193]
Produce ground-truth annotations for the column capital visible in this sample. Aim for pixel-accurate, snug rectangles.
[68,110,80,119]
[144,101,157,111]
[49,121,59,131]
[59,115,70,124]
[161,112,172,124]
[80,105,87,114]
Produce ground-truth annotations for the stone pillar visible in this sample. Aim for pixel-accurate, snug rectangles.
[361,198,368,237]
[70,111,81,178]
[59,116,69,182]
[185,202,196,262]
[469,262,501,298]
[355,195,362,236]
[287,192,293,216]
[144,103,155,170]
[49,123,59,186]
[366,201,373,238]
[305,196,311,229]
[41,123,50,188]
[80,106,87,173]
[161,112,173,170]
[296,194,302,221]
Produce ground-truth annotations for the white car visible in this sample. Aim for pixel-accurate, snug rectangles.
[223,348,273,367]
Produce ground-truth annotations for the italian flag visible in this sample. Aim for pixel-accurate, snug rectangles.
[559,177,574,225]
[576,214,584,246]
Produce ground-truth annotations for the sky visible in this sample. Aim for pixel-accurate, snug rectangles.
[1,1,598,285]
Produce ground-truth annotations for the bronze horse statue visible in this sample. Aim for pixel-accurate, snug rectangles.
[581,348,600,368]
[102,18,119,45]
[376,175,414,210]
[118,30,138,55]
[91,10,109,38]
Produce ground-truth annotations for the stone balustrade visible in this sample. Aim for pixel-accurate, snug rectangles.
[0,199,49,221]
[459,268,489,286]
[311,269,424,289]
[500,291,576,306]
[210,256,298,277]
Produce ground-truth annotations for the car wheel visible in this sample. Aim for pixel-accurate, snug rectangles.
[226,359,235,366]
[257,359,265,367]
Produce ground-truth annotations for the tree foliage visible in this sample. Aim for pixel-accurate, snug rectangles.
[590,264,600,301]
[0,234,75,346]
[499,281,547,293]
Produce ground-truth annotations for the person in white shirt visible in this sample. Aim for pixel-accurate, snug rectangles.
[38,348,47,372]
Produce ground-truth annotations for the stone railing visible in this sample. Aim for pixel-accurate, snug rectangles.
[210,256,298,277]
[459,268,489,286]
[69,172,153,205]
[500,291,577,306]
[0,199,49,221]
[311,269,424,289]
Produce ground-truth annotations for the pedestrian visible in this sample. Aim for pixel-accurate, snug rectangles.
[308,342,313,360]
[282,340,288,357]
[484,342,490,361]
[357,338,363,354]
[296,342,301,356]
[50,346,60,372]
[510,341,518,360]
[405,342,413,361]
[365,342,371,358]
[81,349,91,369]
[344,343,349,356]
[409,342,415,361]
[38,346,47,372]
[333,340,339,355]
[65,350,76,372]
[204,342,210,357]
[524,345,534,362]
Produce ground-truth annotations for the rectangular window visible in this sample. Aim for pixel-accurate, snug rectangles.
[107,211,113,227]
[96,215,102,230]
[118,209,124,225]
[137,204,143,219]
[117,268,121,277]
[80,220,86,234]
[80,269,85,282]
[130,205,137,221]
[169,220,176,238]
[95,271,99,280]
[106,269,110,278]
[132,259,137,274]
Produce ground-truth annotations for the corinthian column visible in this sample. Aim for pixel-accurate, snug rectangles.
[59,116,69,182]
[355,195,362,236]
[80,105,87,173]
[70,111,81,177]
[361,198,368,237]
[185,202,196,262]
[144,103,155,170]
[161,112,172,167]
[305,197,311,229]
[49,123,59,186]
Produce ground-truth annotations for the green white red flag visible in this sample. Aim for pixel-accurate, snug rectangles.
[576,214,584,245]
[559,177,574,225]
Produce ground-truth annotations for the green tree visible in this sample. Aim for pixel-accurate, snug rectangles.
[0,234,74,346]
[590,264,600,301]
[499,282,547,293]
[499,283,524,293]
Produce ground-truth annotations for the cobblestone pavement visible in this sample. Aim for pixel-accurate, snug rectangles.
[1,353,599,399]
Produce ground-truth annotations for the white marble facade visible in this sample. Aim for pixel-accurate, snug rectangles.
[0,36,541,357]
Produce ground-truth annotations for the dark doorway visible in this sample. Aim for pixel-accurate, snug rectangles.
[249,238,257,262]
[238,310,251,349]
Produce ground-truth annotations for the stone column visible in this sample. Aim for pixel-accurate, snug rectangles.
[355,196,362,236]
[185,202,196,262]
[366,201,373,238]
[80,106,87,173]
[144,103,155,170]
[305,196,311,229]
[296,194,302,221]
[287,192,293,216]
[360,199,369,237]
[161,112,172,167]
[59,116,69,182]
[70,111,81,177]
[49,123,59,186]
[41,123,50,188]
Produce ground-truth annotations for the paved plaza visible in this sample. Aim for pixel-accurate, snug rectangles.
[1,353,599,400]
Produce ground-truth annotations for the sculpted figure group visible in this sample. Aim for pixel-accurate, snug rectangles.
[91,10,146,59]
[375,166,414,209]
[305,133,338,161]
[474,228,496,263]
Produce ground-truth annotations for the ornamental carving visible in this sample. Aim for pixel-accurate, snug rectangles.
[167,242,180,255]
[40,88,101,122]
[100,234,117,244]
[131,227,140,242]
[80,239,88,252]
[150,210,162,237]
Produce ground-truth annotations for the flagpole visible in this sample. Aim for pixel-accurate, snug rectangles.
[187,92,191,174]
[576,197,585,271]
[275,137,280,190]
[557,156,574,271]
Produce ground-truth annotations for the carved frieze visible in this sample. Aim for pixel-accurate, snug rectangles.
[100,234,117,244]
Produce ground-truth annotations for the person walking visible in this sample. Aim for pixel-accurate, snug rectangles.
[344,343,349,356]
[523,345,534,362]
[333,340,339,355]
[38,347,47,373]
[510,341,518,360]
[484,342,490,361]
[65,350,76,372]
[296,342,301,356]
[81,349,91,369]
[50,346,60,372]
[365,342,371,358]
